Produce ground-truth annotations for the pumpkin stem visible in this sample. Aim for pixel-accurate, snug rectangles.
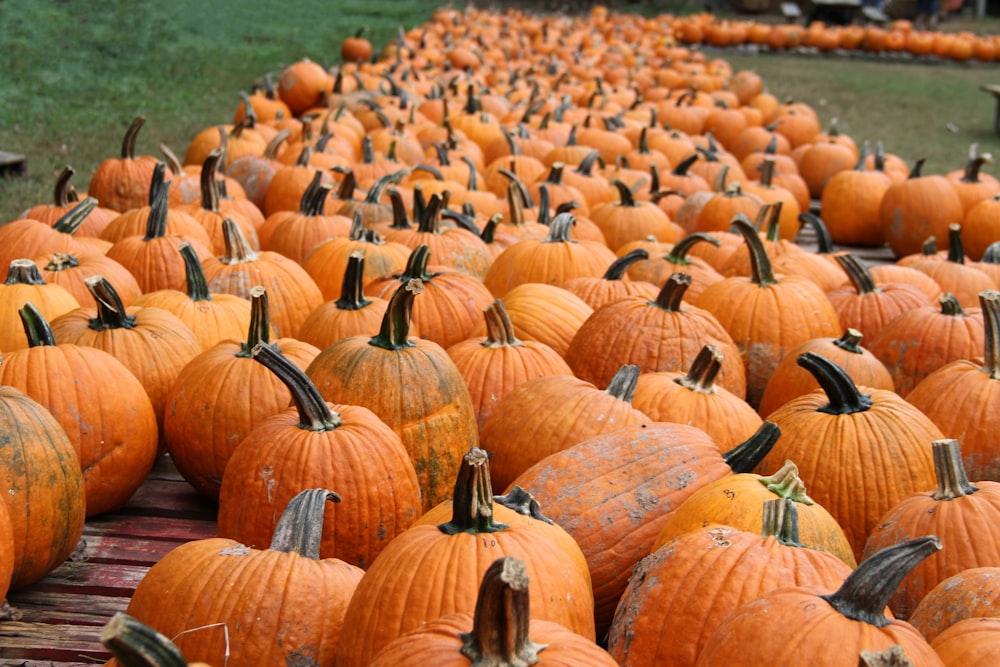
[84,275,137,331]
[946,224,966,264]
[907,157,927,180]
[730,214,778,287]
[761,498,805,547]
[674,344,723,394]
[723,421,780,474]
[416,192,445,234]
[605,364,640,403]
[931,439,979,500]
[459,556,544,665]
[611,179,638,208]
[543,212,575,243]
[18,302,58,348]
[100,612,189,667]
[219,218,260,264]
[758,460,815,505]
[120,116,145,160]
[921,236,938,256]
[239,286,272,357]
[980,290,1000,380]
[820,536,942,627]
[652,272,692,312]
[832,328,866,355]
[269,488,342,558]
[51,166,75,207]
[51,196,98,235]
[667,232,721,265]
[398,244,433,282]
[859,645,917,667]
[836,254,878,295]
[301,171,332,216]
[143,172,171,242]
[798,213,838,255]
[603,249,649,281]
[939,293,965,317]
[439,447,508,535]
[5,258,48,286]
[335,251,371,311]
[177,243,212,303]
[251,342,341,431]
[481,299,522,349]
[43,252,80,272]
[370,278,423,351]
[198,149,223,213]
[493,486,555,526]
[797,352,873,415]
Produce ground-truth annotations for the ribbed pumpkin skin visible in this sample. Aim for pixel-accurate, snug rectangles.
[333,523,596,667]
[694,587,944,667]
[162,339,319,500]
[34,252,143,307]
[566,295,748,398]
[931,617,1000,666]
[105,234,215,294]
[826,281,936,343]
[49,305,202,431]
[479,373,650,492]
[368,614,617,667]
[861,479,1000,620]
[651,472,856,566]
[303,237,411,300]
[306,337,478,511]
[509,423,738,638]
[909,567,1000,642]
[880,173,965,259]
[131,290,253,352]
[124,537,362,666]
[0,344,158,517]
[0,277,79,352]
[757,389,940,561]
[608,525,854,667]
[0,387,86,589]
[217,403,422,570]
[484,234,618,298]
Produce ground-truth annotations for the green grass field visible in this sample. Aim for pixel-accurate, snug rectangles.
[0,1,997,222]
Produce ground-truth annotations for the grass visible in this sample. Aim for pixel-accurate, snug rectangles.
[0,1,997,221]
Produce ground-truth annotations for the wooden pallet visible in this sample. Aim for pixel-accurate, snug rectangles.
[0,455,216,666]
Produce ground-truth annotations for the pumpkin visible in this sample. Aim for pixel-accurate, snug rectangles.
[694,214,841,408]
[33,251,143,308]
[0,385,86,589]
[162,286,318,500]
[1,304,158,517]
[124,488,363,666]
[0,197,111,270]
[694,537,945,666]
[19,166,117,238]
[559,248,659,310]
[0,259,80,352]
[931,617,1000,667]
[341,28,373,63]
[756,352,940,561]
[87,115,160,213]
[306,279,478,510]
[617,232,725,299]
[175,149,261,255]
[757,328,894,418]
[589,179,682,252]
[333,448,597,667]
[258,172,351,263]
[880,158,965,259]
[608,499,855,667]
[904,224,996,311]
[100,612,212,667]
[962,193,1000,261]
[820,145,892,246]
[217,342,421,569]
[509,421,779,638]
[868,292,985,397]
[909,566,1000,642]
[369,556,617,667]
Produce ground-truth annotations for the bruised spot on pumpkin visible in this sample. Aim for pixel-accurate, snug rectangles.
[219,545,251,557]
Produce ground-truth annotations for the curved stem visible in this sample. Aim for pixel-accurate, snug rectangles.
[731,214,778,287]
[176,243,212,302]
[797,352,873,415]
[667,232,721,265]
[674,344,723,393]
[758,460,816,504]
[220,218,260,265]
[416,192,445,234]
[52,166,75,206]
[238,286,272,357]
[269,488,342,558]
[939,293,965,317]
[931,439,979,500]
[603,249,649,281]
[251,342,341,431]
[51,196,98,235]
[439,447,508,535]
[120,116,145,160]
[835,254,878,295]
[820,536,942,627]
[143,171,170,241]
[369,278,422,351]
[605,364,640,403]
[481,299,522,349]
[398,244,432,282]
[611,179,637,208]
[543,212,575,243]
[459,556,542,665]
[198,149,223,213]
[84,275,137,331]
[493,486,554,525]
[100,613,188,667]
[652,272,692,312]
[722,421,781,474]
[335,252,371,311]
[19,302,58,348]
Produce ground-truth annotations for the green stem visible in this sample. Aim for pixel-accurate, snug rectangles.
[198,149,223,213]
[939,293,964,317]
[797,352,873,415]
[761,497,805,547]
[143,169,170,242]
[946,224,966,264]
[667,232,721,265]
[335,252,371,311]
[731,214,778,287]
[178,243,212,302]
[269,488,342,558]
[18,302,58,348]
[820,536,942,627]
[835,254,878,295]
[369,278,422,351]
[758,460,815,505]
[84,275,138,331]
[238,286,272,357]
[722,421,781,474]
[51,196,98,235]
[981,290,1000,380]
[603,249,649,281]
[251,343,341,431]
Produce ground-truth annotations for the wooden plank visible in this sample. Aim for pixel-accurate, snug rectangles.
[1,591,128,626]
[0,621,108,663]
[83,515,217,543]
[115,478,217,520]
[23,561,150,597]
[70,534,193,566]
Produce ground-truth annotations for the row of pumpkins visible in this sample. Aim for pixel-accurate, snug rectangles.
[671,11,1000,62]
[2,4,1000,666]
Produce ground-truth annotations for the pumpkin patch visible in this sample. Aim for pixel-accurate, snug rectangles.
[2,4,1000,664]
